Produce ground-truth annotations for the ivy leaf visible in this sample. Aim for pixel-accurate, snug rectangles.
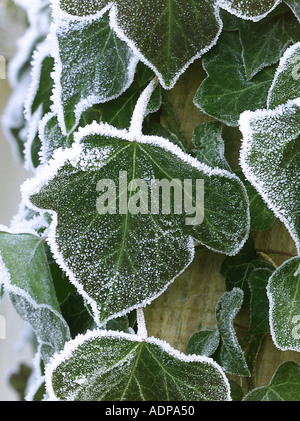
[235,170,276,231]
[194,31,276,126]
[51,10,138,134]
[239,99,300,254]
[248,267,274,334]
[186,328,220,357]
[220,236,274,302]
[191,122,231,171]
[239,10,300,80]
[100,63,161,130]
[267,42,300,109]
[57,0,222,89]
[24,122,250,325]
[0,229,71,364]
[218,0,281,21]
[267,257,300,351]
[45,330,231,401]
[243,361,300,401]
[60,293,96,339]
[215,288,250,376]
[24,41,54,121]
[40,64,159,163]
[285,0,300,22]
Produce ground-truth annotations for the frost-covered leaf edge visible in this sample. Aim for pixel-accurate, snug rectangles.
[44,328,232,401]
[21,120,250,327]
[239,97,300,254]
[0,224,71,363]
[51,0,223,91]
[49,5,139,135]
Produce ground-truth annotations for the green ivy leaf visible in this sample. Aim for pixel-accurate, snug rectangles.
[186,328,220,357]
[60,293,96,339]
[267,42,300,109]
[239,99,300,253]
[248,267,274,334]
[243,361,300,400]
[57,0,222,89]
[46,330,231,401]
[218,0,281,21]
[220,236,274,302]
[0,230,71,364]
[52,11,138,134]
[239,10,300,80]
[235,170,276,231]
[285,0,300,21]
[215,288,250,376]
[194,31,276,126]
[192,122,231,171]
[25,122,250,325]
[267,257,300,351]
[100,63,161,130]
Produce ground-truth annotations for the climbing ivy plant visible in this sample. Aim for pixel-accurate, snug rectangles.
[1,0,300,401]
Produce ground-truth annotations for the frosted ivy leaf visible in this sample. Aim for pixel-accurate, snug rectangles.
[243,361,300,401]
[285,0,300,22]
[56,0,222,89]
[0,228,71,364]
[215,288,250,377]
[239,99,300,254]
[45,330,231,401]
[51,10,138,134]
[186,327,220,358]
[194,31,276,127]
[218,0,281,21]
[248,267,274,334]
[267,43,300,109]
[239,9,300,80]
[267,257,300,351]
[191,122,231,171]
[23,122,250,325]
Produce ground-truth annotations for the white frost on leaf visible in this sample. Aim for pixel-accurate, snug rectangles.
[267,42,300,109]
[22,119,250,326]
[49,5,138,134]
[239,98,300,254]
[267,257,300,352]
[0,226,71,364]
[52,0,223,90]
[217,0,281,22]
[45,329,231,401]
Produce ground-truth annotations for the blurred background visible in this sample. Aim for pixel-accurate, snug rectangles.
[0,0,34,400]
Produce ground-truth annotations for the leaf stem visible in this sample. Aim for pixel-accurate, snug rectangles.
[129,77,159,137]
[256,248,297,258]
[137,307,148,340]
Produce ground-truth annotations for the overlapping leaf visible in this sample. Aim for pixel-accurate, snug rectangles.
[243,361,300,401]
[51,10,138,134]
[56,0,222,89]
[239,9,300,79]
[24,122,250,325]
[248,267,274,334]
[214,288,250,377]
[218,0,281,21]
[194,31,276,126]
[267,257,300,351]
[267,42,300,108]
[239,99,300,254]
[221,236,274,301]
[0,229,71,364]
[285,0,300,22]
[46,330,231,401]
